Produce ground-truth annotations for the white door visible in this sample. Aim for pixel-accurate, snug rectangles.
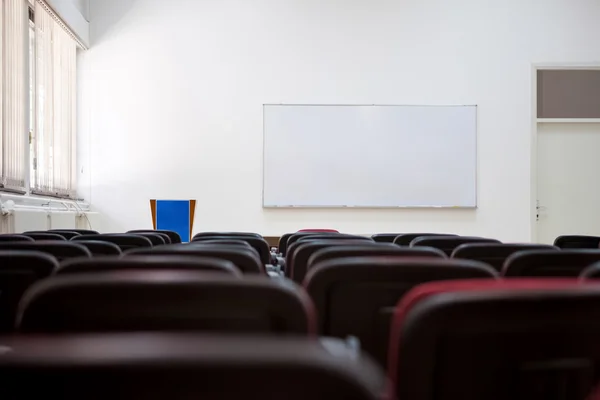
[536,123,600,244]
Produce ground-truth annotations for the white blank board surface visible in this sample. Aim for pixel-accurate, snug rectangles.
[263,105,477,208]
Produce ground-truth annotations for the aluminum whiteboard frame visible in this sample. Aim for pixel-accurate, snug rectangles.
[262,104,478,209]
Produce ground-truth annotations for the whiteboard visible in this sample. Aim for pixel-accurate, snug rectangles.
[263,105,477,208]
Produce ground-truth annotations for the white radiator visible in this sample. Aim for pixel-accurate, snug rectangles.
[0,194,101,234]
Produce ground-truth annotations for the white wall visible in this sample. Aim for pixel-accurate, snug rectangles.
[79,0,600,240]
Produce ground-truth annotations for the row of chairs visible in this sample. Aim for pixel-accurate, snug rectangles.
[4,276,600,398]
[2,227,600,399]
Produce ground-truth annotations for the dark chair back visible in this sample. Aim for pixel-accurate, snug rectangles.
[308,245,446,272]
[0,251,58,332]
[580,261,600,279]
[411,236,501,256]
[125,245,265,274]
[0,242,91,261]
[190,239,254,249]
[304,257,497,366]
[18,272,314,335]
[0,334,384,400]
[50,229,99,235]
[389,279,600,400]
[0,234,34,242]
[393,233,457,246]
[452,243,558,271]
[23,233,67,241]
[554,235,600,249]
[278,233,293,255]
[131,232,166,246]
[285,232,341,255]
[72,240,122,256]
[57,256,241,277]
[193,232,262,239]
[503,249,600,277]
[287,240,394,283]
[128,229,181,244]
[72,234,152,251]
[26,231,81,240]
[192,236,271,264]
[371,233,403,243]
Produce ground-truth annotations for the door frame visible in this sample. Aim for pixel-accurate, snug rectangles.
[530,63,600,242]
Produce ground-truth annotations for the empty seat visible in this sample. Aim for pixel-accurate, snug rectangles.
[298,229,340,233]
[192,236,271,265]
[285,232,342,255]
[371,233,403,243]
[286,239,379,282]
[17,272,314,335]
[296,234,371,244]
[0,242,91,261]
[554,235,600,249]
[278,233,294,256]
[286,235,373,276]
[388,279,600,400]
[190,239,255,249]
[304,257,497,366]
[0,334,384,400]
[411,236,501,256]
[452,243,558,271]
[0,234,34,242]
[0,251,58,332]
[125,245,265,274]
[73,240,122,256]
[50,229,99,235]
[580,261,600,279]
[57,256,242,277]
[503,249,600,277]
[393,233,457,246]
[26,230,81,240]
[307,245,446,272]
[128,229,181,244]
[131,232,166,246]
[23,232,67,241]
[193,232,263,239]
[72,234,152,251]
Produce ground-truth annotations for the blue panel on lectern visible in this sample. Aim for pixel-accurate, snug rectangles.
[156,200,190,243]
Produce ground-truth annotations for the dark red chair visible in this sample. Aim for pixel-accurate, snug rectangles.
[304,257,497,366]
[0,334,384,400]
[388,279,600,400]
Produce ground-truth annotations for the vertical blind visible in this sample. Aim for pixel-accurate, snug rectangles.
[32,0,77,197]
[1,0,28,191]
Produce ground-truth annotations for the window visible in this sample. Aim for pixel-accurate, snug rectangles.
[1,0,78,198]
